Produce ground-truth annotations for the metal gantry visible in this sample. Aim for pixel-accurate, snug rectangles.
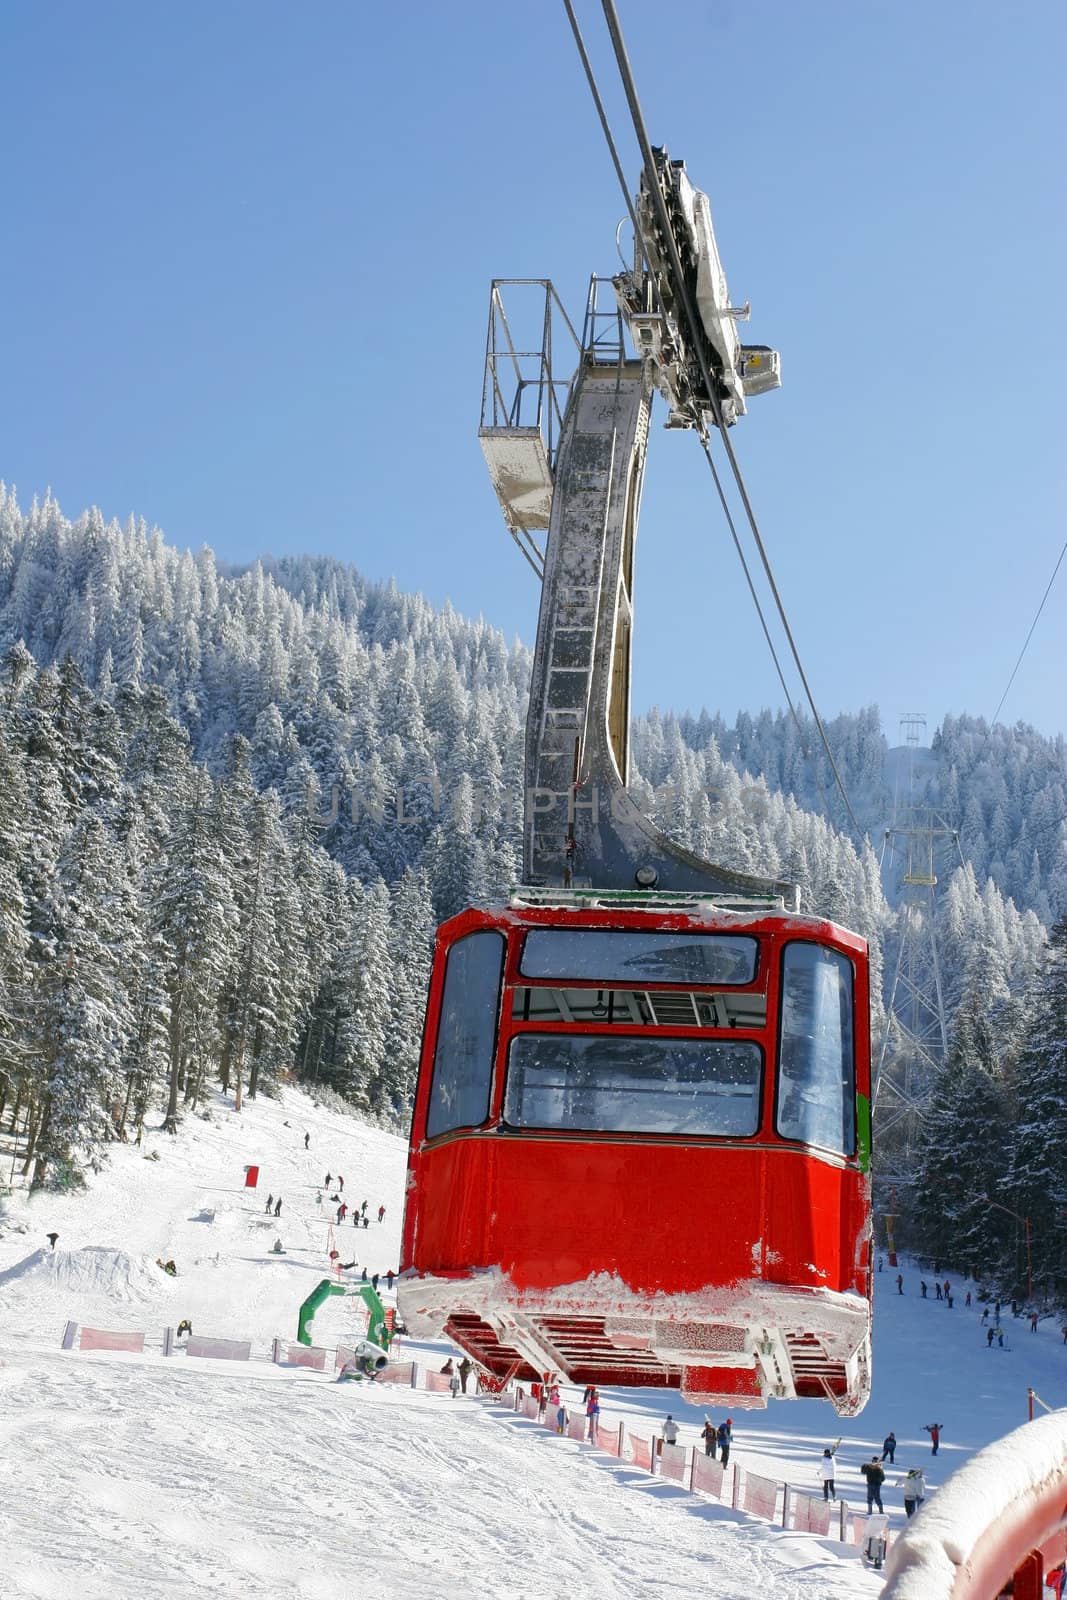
[874,714,959,1184]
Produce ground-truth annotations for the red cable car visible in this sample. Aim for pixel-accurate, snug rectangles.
[399,892,872,1414]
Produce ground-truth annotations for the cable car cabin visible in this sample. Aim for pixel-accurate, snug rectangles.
[398,893,873,1414]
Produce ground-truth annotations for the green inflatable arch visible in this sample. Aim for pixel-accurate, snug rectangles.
[297,1278,392,1351]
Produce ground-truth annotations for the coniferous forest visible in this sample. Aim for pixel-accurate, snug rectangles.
[1,486,1065,1306]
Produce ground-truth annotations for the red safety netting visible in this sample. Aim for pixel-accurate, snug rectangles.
[282,1344,327,1370]
[629,1436,653,1471]
[567,1415,587,1442]
[598,1428,619,1457]
[742,1471,778,1522]
[377,1362,415,1385]
[521,1395,540,1419]
[789,1492,832,1535]
[692,1454,725,1499]
[424,1371,453,1394]
[185,1336,251,1361]
[79,1328,145,1353]
[660,1443,687,1484]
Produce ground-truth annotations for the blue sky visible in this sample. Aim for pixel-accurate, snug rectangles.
[2,0,1065,739]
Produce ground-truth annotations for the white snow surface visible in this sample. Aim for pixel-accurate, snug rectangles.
[2,1086,1066,1599]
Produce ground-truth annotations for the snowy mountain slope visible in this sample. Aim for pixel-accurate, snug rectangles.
[3,1086,1066,1599]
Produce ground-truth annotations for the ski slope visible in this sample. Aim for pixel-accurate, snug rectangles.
[2,1088,1066,1600]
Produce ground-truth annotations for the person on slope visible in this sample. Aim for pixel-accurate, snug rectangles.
[860,1456,885,1513]
[449,1369,462,1398]
[586,1388,600,1443]
[923,1422,943,1455]
[274,1197,282,1218]
[662,1415,680,1448]
[899,1467,925,1517]
[818,1447,837,1501]
[378,1205,386,1223]
[701,1420,717,1458]
[717,1420,731,1467]
[304,1132,310,1149]
[265,1193,274,1213]
[881,1431,897,1464]
[458,1356,474,1394]
[896,1273,904,1294]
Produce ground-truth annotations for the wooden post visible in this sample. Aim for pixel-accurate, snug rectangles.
[61,1320,78,1350]
[618,1421,626,1459]
[782,1483,791,1529]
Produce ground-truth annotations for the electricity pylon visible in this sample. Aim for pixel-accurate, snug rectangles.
[874,715,959,1185]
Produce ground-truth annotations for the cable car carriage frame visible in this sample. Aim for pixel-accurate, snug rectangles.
[399,141,873,1416]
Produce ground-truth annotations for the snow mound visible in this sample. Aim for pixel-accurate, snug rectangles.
[0,1247,167,1302]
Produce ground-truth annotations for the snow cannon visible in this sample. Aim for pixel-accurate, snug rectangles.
[353,1339,389,1372]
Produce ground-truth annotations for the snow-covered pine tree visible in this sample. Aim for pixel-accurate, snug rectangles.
[909,998,1012,1278]
[1002,916,1067,1300]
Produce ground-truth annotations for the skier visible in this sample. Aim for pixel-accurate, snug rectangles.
[378,1205,386,1223]
[1030,1311,1039,1332]
[361,1199,368,1216]
[920,1280,927,1298]
[386,1269,395,1289]
[662,1415,679,1448]
[981,1307,989,1324]
[717,1420,732,1467]
[881,1431,897,1464]
[371,1272,379,1291]
[997,1327,1005,1347]
[325,1172,332,1189]
[304,1132,310,1149]
[943,1279,951,1299]
[458,1356,474,1394]
[315,1191,322,1209]
[46,1232,59,1251]
[449,1369,461,1398]
[860,1456,886,1513]
[176,1318,192,1339]
[965,1291,972,1307]
[586,1388,600,1443]
[924,1422,943,1456]
[900,1466,926,1518]
[265,1194,273,1213]
[987,1326,996,1347]
[337,1175,344,1192]
[700,1420,717,1458]
[818,1447,837,1501]
[440,1357,454,1375]
[337,1202,347,1223]
[935,1281,943,1300]
[274,1197,282,1218]
[896,1273,904,1294]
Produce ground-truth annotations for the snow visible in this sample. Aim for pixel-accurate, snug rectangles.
[3,1086,1067,1599]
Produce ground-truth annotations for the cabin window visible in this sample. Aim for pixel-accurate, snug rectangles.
[426,930,505,1138]
[776,942,855,1155]
[519,929,758,987]
[503,1034,762,1137]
